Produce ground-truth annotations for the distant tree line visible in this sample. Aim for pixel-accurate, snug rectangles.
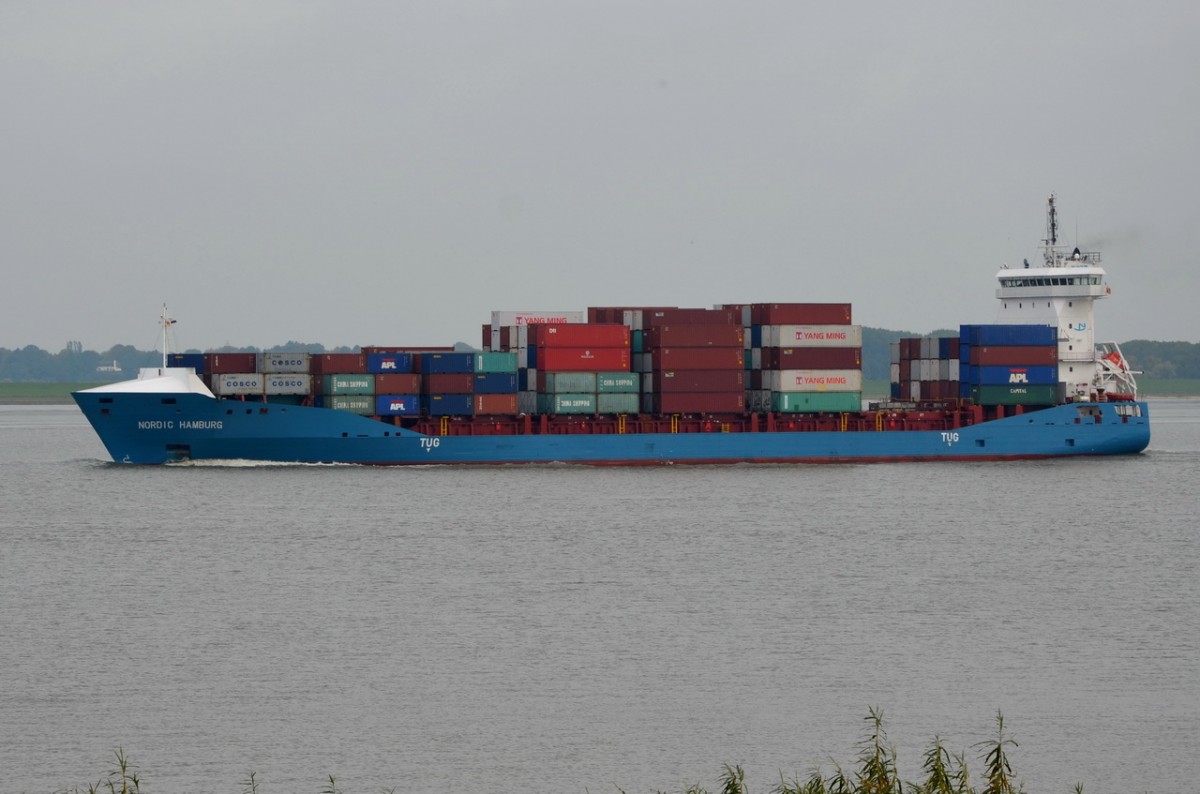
[1,334,1196,382]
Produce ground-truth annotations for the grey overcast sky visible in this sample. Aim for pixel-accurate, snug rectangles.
[3,1,1198,352]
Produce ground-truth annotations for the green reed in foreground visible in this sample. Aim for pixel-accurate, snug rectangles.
[57,711,1085,794]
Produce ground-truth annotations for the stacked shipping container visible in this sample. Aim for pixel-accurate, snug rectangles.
[959,324,1061,406]
[890,336,960,402]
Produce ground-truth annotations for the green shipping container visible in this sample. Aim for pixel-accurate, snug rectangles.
[542,372,597,393]
[631,329,644,354]
[772,391,862,413]
[596,371,640,393]
[325,395,374,415]
[537,393,596,414]
[323,374,375,395]
[474,352,518,374]
[597,393,640,414]
[971,384,1059,406]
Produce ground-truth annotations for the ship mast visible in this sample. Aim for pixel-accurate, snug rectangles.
[159,304,174,370]
[1042,193,1058,264]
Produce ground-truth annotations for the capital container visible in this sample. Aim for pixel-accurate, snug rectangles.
[474,351,518,373]
[473,372,518,394]
[539,372,597,393]
[212,373,265,396]
[375,394,419,416]
[970,384,1061,406]
[537,347,630,372]
[367,352,414,374]
[322,374,375,395]
[322,395,373,415]
[650,369,745,393]
[167,353,205,372]
[474,393,519,415]
[375,373,421,393]
[418,352,474,374]
[264,374,312,395]
[768,324,863,348]
[205,352,258,374]
[257,352,311,373]
[423,373,475,394]
[311,353,367,374]
[971,365,1058,386]
[970,345,1059,366]
[772,369,863,393]
[537,393,596,414]
[596,372,640,393]
[597,392,640,414]
[641,324,744,347]
[648,347,744,370]
[422,393,474,416]
[771,391,862,413]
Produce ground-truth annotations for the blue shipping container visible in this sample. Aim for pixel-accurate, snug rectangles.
[167,353,205,372]
[473,372,519,394]
[367,353,414,374]
[422,393,474,416]
[375,394,419,416]
[959,324,1057,347]
[751,325,763,347]
[420,352,475,374]
[970,365,1059,386]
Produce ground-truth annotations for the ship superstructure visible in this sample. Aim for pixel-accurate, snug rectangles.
[995,194,1138,401]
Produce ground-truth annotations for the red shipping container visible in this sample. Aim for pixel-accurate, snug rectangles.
[649,347,744,370]
[422,373,475,393]
[642,324,744,348]
[970,345,1058,366]
[375,373,421,392]
[311,353,367,374]
[205,353,258,374]
[899,359,912,382]
[362,345,455,355]
[538,347,631,372]
[751,303,852,325]
[481,324,491,350]
[653,369,746,393]
[474,393,518,415]
[653,392,745,414]
[769,347,862,369]
[528,323,630,348]
[642,308,739,326]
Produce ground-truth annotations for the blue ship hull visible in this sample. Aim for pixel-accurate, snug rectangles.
[73,390,1150,465]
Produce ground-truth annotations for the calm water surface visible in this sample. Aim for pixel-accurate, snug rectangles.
[1,401,1197,793]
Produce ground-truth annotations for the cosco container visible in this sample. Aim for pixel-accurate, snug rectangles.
[422,393,475,416]
[418,352,475,374]
[596,372,640,393]
[539,372,598,393]
[596,393,640,414]
[474,352,518,373]
[367,352,414,374]
[536,393,597,414]
[771,391,862,413]
[257,352,311,373]
[322,395,373,415]
[212,373,265,396]
[375,394,419,416]
[321,374,375,395]
[264,374,312,395]
[473,372,519,394]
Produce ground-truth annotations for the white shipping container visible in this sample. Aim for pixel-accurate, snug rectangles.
[920,359,934,382]
[491,310,585,330]
[910,380,922,401]
[949,359,960,381]
[920,336,935,359]
[775,369,863,393]
[751,348,762,369]
[265,374,312,395]
[773,324,863,348]
[622,310,644,330]
[213,373,265,396]
[517,391,538,414]
[890,363,900,383]
[938,359,951,381]
[890,341,900,365]
[257,352,311,373]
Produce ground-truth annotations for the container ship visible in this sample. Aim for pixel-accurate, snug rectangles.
[74,197,1150,465]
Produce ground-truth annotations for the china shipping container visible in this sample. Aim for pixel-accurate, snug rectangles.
[765,324,863,348]
[321,395,374,414]
[374,373,421,393]
[537,393,597,414]
[645,369,746,393]
[367,352,414,374]
[750,303,852,325]
[321,374,375,395]
[771,392,863,413]
[641,324,745,348]
[596,393,640,414]
[474,352,518,373]
[596,372,640,393]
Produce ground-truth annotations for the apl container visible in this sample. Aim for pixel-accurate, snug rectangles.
[971,365,1058,386]
[771,391,862,413]
[212,373,265,396]
[257,352,311,373]
[367,352,414,374]
[375,394,419,416]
